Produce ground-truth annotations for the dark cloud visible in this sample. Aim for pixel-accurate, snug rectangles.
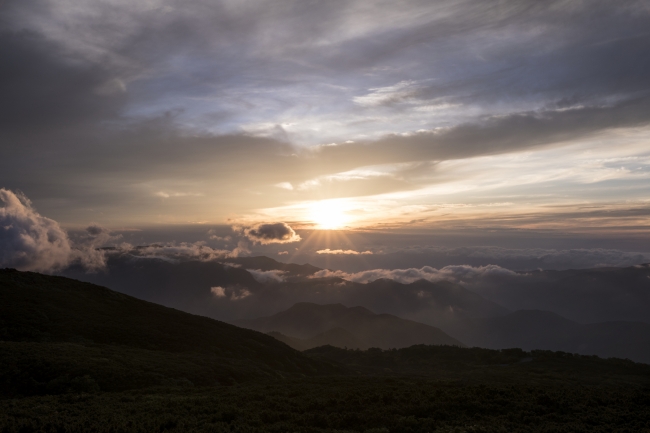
[1,0,650,224]
[241,223,301,245]
[311,95,650,171]
[0,31,127,135]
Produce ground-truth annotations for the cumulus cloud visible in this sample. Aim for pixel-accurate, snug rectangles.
[0,189,121,272]
[69,224,123,271]
[278,251,289,255]
[316,249,373,255]
[0,188,72,272]
[311,264,517,284]
[238,222,301,245]
[246,269,286,283]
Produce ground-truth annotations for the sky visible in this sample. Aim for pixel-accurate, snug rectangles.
[2,0,650,272]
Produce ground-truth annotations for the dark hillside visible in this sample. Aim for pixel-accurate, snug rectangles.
[305,344,650,387]
[0,269,347,396]
[447,309,650,363]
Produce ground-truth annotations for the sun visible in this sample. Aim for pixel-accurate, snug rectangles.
[307,200,351,230]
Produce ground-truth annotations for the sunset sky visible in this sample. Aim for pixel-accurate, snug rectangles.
[2,1,650,249]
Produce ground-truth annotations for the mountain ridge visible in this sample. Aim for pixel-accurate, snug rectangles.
[236,302,464,350]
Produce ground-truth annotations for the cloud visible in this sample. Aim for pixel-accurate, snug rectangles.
[3,0,650,228]
[246,269,286,283]
[69,224,123,271]
[239,222,301,245]
[316,249,373,255]
[353,81,420,107]
[311,264,517,284]
[278,251,289,255]
[116,242,233,262]
[210,285,251,301]
[275,182,294,190]
[0,188,73,272]
[210,286,226,297]
[0,189,118,272]
[207,229,232,242]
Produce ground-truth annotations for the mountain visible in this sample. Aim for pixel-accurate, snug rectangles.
[447,309,650,363]
[351,278,510,326]
[304,344,650,387]
[268,327,367,351]
[61,255,510,325]
[463,263,650,323]
[0,269,346,396]
[236,302,464,349]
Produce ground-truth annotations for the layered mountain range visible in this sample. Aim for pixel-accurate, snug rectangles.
[235,302,463,350]
[60,254,650,363]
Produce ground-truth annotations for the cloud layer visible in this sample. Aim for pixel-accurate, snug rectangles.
[1,1,650,231]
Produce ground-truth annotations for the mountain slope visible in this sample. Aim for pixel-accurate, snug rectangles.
[0,269,346,395]
[464,263,650,323]
[236,302,464,349]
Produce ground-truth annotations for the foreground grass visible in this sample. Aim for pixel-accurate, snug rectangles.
[2,377,650,433]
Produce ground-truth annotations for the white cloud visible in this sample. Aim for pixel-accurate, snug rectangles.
[246,268,286,283]
[353,81,419,107]
[211,285,251,301]
[0,189,118,272]
[211,286,226,297]
[316,249,373,255]
[154,191,204,198]
[0,188,72,272]
[311,264,517,284]
[274,182,294,190]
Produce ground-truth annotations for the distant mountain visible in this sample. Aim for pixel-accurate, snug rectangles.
[269,328,366,351]
[304,344,650,387]
[0,269,346,396]
[350,278,510,326]
[61,255,510,325]
[447,309,650,363]
[236,302,464,349]
[464,263,650,323]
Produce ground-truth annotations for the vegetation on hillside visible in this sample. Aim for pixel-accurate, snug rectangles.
[3,268,650,432]
[2,378,649,433]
